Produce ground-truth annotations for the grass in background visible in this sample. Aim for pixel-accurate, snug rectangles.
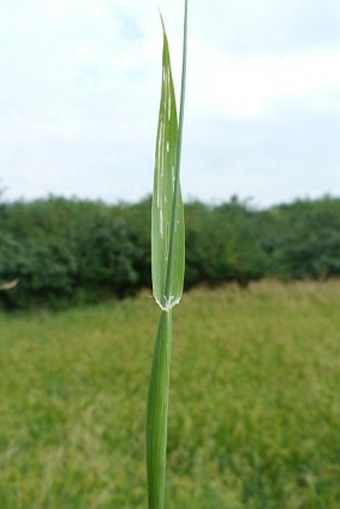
[0,280,339,508]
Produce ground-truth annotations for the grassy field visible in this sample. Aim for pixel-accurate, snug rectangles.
[0,280,339,509]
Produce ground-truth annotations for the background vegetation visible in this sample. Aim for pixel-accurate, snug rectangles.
[1,281,339,508]
[1,194,340,309]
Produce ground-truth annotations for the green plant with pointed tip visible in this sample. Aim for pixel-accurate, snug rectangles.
[146,2,188,508]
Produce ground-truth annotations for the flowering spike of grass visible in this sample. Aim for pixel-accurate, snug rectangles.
[146,2,188,509]
[151,12,185,311]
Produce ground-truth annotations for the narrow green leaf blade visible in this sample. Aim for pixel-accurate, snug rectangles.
[151,23,185,310]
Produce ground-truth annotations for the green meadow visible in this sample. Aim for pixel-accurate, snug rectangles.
[0,280,339,509]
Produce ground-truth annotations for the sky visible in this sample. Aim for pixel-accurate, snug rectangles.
[0,0,339,208]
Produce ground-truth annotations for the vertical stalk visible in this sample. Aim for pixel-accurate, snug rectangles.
[147,2,188,508]
[146,311,172,509]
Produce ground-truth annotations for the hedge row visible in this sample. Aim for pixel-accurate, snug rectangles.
[1,195,340,309]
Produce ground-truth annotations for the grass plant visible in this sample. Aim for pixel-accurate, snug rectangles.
[146,2,188,508]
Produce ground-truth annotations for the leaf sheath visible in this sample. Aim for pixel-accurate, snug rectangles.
[146,311,172,509]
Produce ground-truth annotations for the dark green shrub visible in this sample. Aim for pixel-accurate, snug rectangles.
[1,195,340,309]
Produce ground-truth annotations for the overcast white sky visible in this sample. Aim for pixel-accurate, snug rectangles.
[0,0,339,207]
